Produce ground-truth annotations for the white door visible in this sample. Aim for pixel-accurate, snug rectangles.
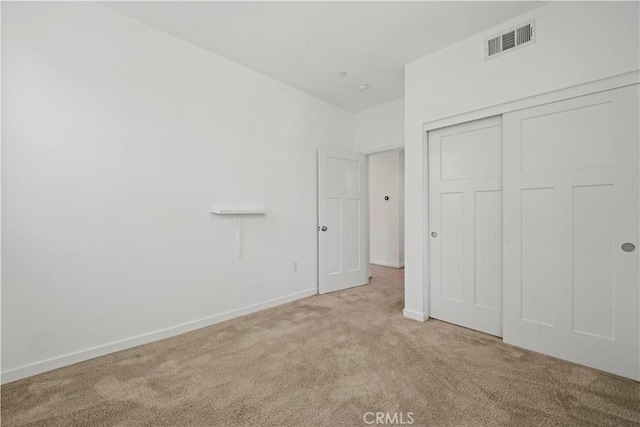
[503,85,639,380]
[318,149,368,294]
[428,116,503,336]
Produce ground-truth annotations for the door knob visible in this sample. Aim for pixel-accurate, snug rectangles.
[319,226,328,232]
[431,231,438,238]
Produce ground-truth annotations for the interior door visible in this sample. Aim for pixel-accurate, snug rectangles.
[503,85,639,380]
[428,116,503,336]
[318,149,368,294]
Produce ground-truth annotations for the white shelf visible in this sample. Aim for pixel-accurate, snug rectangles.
[211,208,266,258]
[211,209,266,215]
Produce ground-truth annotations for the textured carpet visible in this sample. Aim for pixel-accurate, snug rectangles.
[2,265,639,426]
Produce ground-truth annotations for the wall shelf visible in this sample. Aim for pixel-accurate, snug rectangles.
[211,209,266,215]
[211,208,266,258]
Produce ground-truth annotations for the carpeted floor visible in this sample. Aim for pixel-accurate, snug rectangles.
[2,265,639,426]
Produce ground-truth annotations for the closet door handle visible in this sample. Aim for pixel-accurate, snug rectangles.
[622,243,636,252]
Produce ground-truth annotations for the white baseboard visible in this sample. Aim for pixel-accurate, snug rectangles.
[370,260,404,269]
[1,288,317,384]
[403,308,428,322]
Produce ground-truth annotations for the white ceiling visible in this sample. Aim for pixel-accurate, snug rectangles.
[103,1,546,112]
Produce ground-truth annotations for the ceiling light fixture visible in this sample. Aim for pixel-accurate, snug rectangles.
[357,84,369,92]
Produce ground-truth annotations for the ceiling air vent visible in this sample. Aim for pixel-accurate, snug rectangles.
[486,20,535,60]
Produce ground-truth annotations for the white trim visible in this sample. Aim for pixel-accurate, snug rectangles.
[422,130,431,320]
[370,260,404,269]
[419,70,640,329]
[403,309,428,322]
[1,288,317,384]
[360,144,405,156]
[365,154,371,284]
[423,70,639,133]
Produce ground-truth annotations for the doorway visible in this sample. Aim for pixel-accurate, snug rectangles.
[368,149,405,278]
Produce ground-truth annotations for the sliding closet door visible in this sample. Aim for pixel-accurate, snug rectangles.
[429,116,503,337]
[503,85,639,380]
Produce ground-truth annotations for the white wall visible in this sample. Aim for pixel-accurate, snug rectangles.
[369,150,404,268]
[1,2,353,382]
[404,1,640,320]
[354,98,404,153]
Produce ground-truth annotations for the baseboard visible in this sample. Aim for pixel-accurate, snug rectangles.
[1,288,317,384]
[403,308,428,322]
[370,260,404,269]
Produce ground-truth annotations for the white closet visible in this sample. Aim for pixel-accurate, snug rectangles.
[428,84,639,380]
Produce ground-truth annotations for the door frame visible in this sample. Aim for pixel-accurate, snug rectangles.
[415,70,640,324]
[316,145,405,294]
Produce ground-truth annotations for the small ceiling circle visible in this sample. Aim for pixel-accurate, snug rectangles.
[357,84,369,92]
[338,71,348,77]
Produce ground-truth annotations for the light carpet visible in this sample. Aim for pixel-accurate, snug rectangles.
[2,266,639,426]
